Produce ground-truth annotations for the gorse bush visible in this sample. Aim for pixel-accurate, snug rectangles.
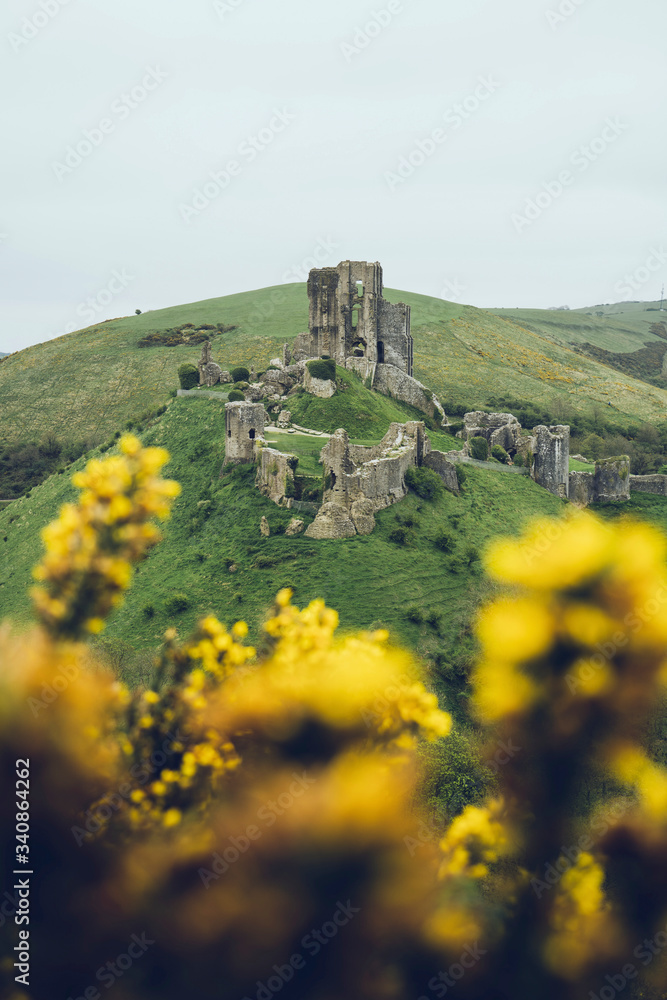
[306,358,336,381]
[177,364,199,390]
[470,435,489,460]
[227,389,245,402]
[404,465,444,500]
[2,447,667,1000]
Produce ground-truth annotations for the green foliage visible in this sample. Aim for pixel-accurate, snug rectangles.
[165,593,190,614]
[228,390,245,402]
[417,727,491,818]
[142,603,155,619]
[404,466,444,501]
[513,454,525,467]
[455,465,468,487]
[445,419,464,436]
[177,364,199,390]
[388,526,409,546]
[405,605,424,624]
[582,432,605,460]
[434,529,455,553]
[231,366,250,382]
[470,436,489,461]
[491,444,508,463]
[232,381,250,390]
[307,358,336,381]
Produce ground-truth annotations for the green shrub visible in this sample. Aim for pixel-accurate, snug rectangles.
[388,526,409,546]
[165,593,189,614]
[307,358,336,381]
[455,465,467,487]
[445,420,464,436]
[142,603,155,619]
[178,364,199,390]
[404,466,443,501]
[426,609,442,631]
[231,366,250,382]
[470,436,489,461]
[232,381,250,390]
[513,454,525,467]
[464,544,480,565]
[491,444,508,463]
[405,605,423,624]
[434,529,455,553]
[228,390,245,402]
[266,364,281,371]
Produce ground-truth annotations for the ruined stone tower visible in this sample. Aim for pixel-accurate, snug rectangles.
[532,425,570,498]
[296,261,413,374]
[223,402,265,465]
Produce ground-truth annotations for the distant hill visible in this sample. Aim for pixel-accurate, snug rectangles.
[3,286,667,459]
[490,300,667,389]
[0,352,8,358]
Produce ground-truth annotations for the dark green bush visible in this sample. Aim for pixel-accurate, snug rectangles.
[426,609,442,631]
[434,529,455,553]
[142,603,155,619]
[470,436,489,461]
[228,390,245,402]
[232,381,250,390]
[307,359,336,381]
[491,444,508,463]
[388,526,409,546]
[178,364,199,390]
[445,420,464,436]
[513,454,525,467]
[405,605,424,624]
[165,593,189,614]
[404,466,444,501]
[231,366,250,382]
[455,465,467,487]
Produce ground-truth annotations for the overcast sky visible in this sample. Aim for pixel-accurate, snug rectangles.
[2,0,667,353]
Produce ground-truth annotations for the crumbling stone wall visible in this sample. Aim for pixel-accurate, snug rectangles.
[372,364,446,425]
[462,412,523,455]
[303,367,335,398]
[629,474,667,495]
[198,341,230,387]
[422,451,460,493]
[569,471,595,506]
[593,456,630,502]
[255,447,297,505]
[532,425,570,498]
[223,402,265,466]
[305,422,427,539]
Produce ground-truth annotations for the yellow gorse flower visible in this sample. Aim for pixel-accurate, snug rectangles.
[32,435,180,638]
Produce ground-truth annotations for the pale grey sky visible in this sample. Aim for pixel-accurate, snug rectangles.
[2,0,666,352]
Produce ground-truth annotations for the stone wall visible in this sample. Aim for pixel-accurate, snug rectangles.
[377,298,412,373]
[223,402,265,466]
[594,456,630,502]
[532,425,570,498]
[372,364,447,426]
[462,412,523,455]
[629,474,667,495]
[255,447,297,505]
[303,367,335,398]
[422,450,460,493]
[569,471,595,506]
[305,422,427,539]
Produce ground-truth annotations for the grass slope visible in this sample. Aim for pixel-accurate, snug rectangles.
[4,287,667,459]
[0,396,568,709]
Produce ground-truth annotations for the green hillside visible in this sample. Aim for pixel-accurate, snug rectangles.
[0,390,570,704]
[4,285,667,468]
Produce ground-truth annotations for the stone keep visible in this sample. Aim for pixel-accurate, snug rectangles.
[223,402,265,465]
[293,260,413,374]
[532,425,570,498]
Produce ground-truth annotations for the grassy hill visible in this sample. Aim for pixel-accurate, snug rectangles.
[0,385,572,710]
[4,286,667,469]
[490,300,667,389]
